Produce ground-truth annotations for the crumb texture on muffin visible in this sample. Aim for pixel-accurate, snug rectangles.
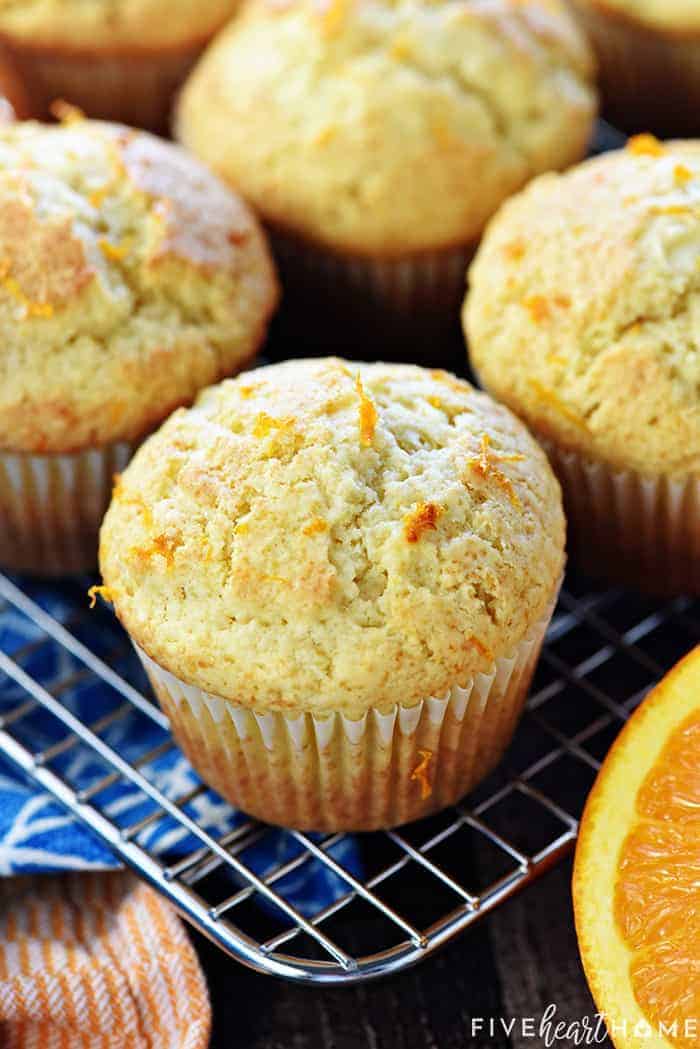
[100,358,565,715]
[0,1,241,50]
[0,118,278,453]
[177,0,596,255]
[465,138,700,479]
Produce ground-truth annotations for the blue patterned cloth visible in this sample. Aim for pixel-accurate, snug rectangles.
[0,577,360,916]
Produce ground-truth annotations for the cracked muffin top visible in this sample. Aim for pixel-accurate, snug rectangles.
[0,117,278,453]
[175,0,596,256]
[464,136,700,480]
[0,1,241,51]
[99,358,565,715]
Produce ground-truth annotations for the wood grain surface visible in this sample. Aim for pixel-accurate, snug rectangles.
[194,859,612,1049]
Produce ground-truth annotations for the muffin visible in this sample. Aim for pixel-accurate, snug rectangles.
[0,117,278,576]
[569,1,700,136]
[99,358,565,831]
[464,135,700,595]
[176,0,597,353]
[0,1,240,133]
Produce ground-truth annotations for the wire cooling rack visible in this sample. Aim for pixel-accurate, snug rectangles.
[0,120,686,985]
[0,569,697,984]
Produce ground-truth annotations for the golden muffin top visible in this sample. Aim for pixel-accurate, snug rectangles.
[572,1,700,33]
[464,136,700,479]
[176,0,596,256]
[0,118,278,454]
[99,358,565,716]
[0,1,240,50]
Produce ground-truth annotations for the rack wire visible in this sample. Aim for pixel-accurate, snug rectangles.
[0,119,689,984]
[0,568,697,984]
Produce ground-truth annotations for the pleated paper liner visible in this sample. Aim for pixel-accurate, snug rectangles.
[0,442,134,576]
[269,231,474,359]
[8,44,203,133]
[543,440,700,596]
[570,1,700,136]
[135,602,556,832]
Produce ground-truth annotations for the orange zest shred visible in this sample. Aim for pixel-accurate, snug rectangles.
[674,163,693,185]
[252,412,296,439]
[98,237,131,262]
[312,124,336,147]
[88,184,111,209]
[468,636,494,662]
[1,273,54,318]
[411,749,434,801]
[528,378,588,431]
[389,35,412,60]
[50,99,85,125]
[403,502,444,544]
[626,133,665,157]
[113,476,154,529]
[319,0,348,36]
[355,374,378,448]
[503,238,526,261]
[135,501,154,529]
[522,294,569,323]
[88,585,114,609]
[25,300,52,319]
[547,352,566,367]
[130,533,179,567]
[151,533,178,567]
[650,203,693,217]
[522,295,550,324]
[303,517,328,537]
[466,433,525,507]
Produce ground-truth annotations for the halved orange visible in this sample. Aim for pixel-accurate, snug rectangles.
[574,646,700,1049]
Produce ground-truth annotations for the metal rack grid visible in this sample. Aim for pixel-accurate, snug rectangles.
[0,569,697,984]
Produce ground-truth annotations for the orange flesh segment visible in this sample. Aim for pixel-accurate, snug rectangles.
[613,712,700,1047]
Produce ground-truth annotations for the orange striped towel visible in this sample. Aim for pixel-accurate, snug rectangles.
[0,872,211,1048]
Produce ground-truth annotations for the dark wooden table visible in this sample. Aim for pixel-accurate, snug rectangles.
[193,857,612,1049]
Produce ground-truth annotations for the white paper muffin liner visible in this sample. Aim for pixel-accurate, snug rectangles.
[543,441,699,595]
[10,44,201,132]
[270,231,474,350]
[570,2,700,135]
[0,442,134,576]
[134,602,556,832]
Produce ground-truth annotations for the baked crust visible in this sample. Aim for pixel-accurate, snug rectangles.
[0,118,279,453]
[0,1,241,53]
[176,0,597,255]
[465,139,700,480]
[99,358,565,715]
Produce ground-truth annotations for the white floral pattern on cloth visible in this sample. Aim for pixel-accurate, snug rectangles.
[0,577,360,915]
